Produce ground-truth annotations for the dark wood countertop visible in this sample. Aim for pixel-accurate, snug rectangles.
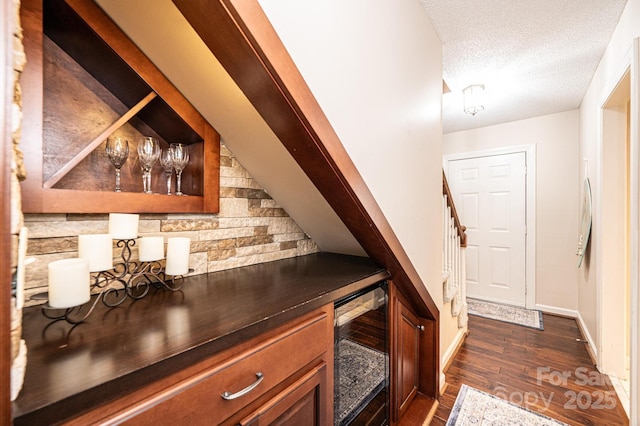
[12,252,389,424]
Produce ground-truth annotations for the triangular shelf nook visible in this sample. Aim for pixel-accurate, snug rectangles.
[21,0,220,214]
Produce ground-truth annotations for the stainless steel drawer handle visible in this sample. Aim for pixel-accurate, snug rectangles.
[221,372,264,400]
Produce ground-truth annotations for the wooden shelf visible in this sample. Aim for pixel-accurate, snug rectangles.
[21,0,220,213]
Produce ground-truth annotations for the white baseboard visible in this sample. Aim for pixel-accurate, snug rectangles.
[442,327,467,367]
[575,311,599,369]
[440,327,468,394]
[535,303,599,368]
[439,372,447,395]
[534,303,577,318]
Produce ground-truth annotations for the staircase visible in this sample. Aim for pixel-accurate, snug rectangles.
[442,171,468,329]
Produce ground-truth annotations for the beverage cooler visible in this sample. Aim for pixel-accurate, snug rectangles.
[334,282,389,426]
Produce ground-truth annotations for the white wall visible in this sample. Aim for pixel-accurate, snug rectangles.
[579,1,640,420]
[443,110,580,311]
[579,0,640,354]
[257,0,451,372]
[579,0,640,362]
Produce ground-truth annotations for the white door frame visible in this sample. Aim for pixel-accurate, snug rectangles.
[597,48,631,381]
[629,37,639,426]
[596,38,639,423]
[444,144,536,309]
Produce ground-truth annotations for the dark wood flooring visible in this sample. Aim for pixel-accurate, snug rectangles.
[432,314,629,426]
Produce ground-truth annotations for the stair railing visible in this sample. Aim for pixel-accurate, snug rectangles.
[442,170,468,328]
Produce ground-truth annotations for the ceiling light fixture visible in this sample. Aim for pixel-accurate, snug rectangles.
[463,84,485,115]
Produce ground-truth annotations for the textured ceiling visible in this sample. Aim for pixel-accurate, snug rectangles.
[419,0,628,134]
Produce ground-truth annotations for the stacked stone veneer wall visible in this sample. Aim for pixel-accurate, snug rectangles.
[23,143,320,307]
[10,0,27,400]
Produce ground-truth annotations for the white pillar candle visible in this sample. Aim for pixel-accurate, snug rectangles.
[138,236,165,262]
[78,234,113,272]
[165,237,190,276]
[108,213,139,240]
[48,258,90,309]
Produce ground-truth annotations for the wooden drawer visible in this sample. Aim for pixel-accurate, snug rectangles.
[118,309,330,425]
[239,361,328,425]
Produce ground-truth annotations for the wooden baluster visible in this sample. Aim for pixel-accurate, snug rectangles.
[452,234,461,317]
[445,207,454,302]
[446,204,452,275]
[442,195,447,276]
[443,171,468,322]
[458,244,468,328]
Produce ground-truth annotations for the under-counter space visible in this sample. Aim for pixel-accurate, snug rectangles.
[13,252,389,424]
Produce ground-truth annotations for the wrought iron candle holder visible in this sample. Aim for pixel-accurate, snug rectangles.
[40,238,188,324]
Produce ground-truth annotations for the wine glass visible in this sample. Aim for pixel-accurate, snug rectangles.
[159,147,174,195]
[105,137,129,192]
[137,137,160,194]
[170,143,189,196]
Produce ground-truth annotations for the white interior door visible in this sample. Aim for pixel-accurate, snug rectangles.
[447,152,527,306]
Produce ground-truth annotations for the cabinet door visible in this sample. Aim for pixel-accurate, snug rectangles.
[395,296,420,419]
[239,362,328,426]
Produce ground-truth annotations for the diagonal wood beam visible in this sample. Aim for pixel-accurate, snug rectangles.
[43,91,157,189]
[171,0,439,321]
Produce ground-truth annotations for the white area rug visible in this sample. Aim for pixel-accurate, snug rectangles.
[467,298,544,330]
[447,384,567,426]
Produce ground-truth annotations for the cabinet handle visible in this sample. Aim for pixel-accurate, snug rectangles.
[417,325,425,331]
[221,372,264,400]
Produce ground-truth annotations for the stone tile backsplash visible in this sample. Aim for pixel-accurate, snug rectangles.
[22,144,319,306]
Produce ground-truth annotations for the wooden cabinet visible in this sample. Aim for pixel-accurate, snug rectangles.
[63,305,333,426]
[238,361,327,425]
[391,285,421,421]
[20,0,220,213]
[13,254,390,425]
[395,296,420,418]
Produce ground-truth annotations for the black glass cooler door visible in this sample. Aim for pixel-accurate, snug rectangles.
[334,282,388,426]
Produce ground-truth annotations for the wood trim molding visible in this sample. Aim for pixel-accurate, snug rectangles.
[170,0,439,322]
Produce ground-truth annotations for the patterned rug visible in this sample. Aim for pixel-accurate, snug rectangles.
[334,339,387,426]
[447,384,568,425]
[467,298,544,330]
